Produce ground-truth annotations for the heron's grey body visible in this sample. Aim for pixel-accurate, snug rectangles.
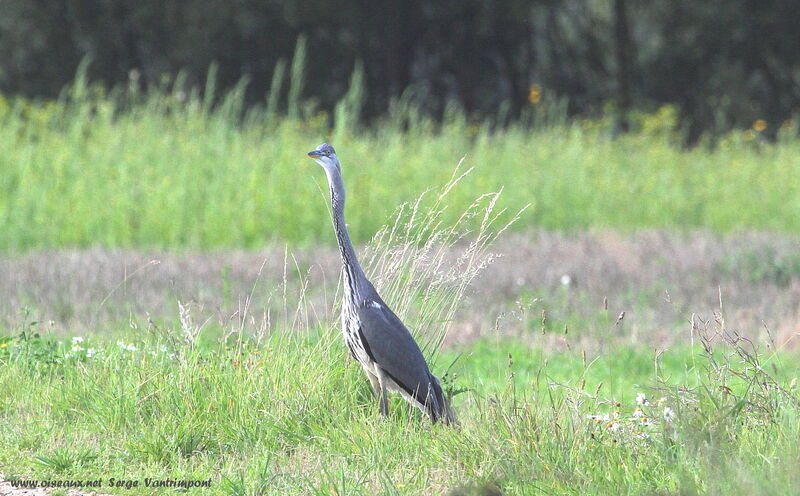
[308,143,454,423]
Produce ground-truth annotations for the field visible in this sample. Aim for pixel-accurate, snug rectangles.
[1,84,800,495]
[1,81,800,252]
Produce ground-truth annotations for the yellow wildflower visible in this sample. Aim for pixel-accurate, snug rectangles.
[528,84,542,104]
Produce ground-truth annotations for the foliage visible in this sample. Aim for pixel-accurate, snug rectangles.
[720,247,800,287]
[0,323,798,494]
[1,1,799,137]
[0,75,799,253]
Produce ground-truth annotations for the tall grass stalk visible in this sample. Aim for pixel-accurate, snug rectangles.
[334,60,366,134]
[287,35,307,121]
[361,160,526,362]
[266,58,287,123]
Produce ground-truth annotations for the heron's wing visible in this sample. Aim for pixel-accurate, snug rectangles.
[356,301,439,407]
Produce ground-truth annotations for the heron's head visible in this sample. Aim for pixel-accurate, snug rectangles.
[307,143,339,171]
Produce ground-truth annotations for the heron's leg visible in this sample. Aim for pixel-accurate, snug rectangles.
[373,365,389,416]
[366,369,381,400]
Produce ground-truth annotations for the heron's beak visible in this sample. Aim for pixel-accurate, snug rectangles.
[307,150,323,158]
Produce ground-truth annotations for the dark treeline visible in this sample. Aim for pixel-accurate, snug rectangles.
[2,0,799,139]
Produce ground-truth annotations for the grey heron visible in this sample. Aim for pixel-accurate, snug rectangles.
[307,143,455,424]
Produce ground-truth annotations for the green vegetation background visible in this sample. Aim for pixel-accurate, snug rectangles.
[1,72,799,253]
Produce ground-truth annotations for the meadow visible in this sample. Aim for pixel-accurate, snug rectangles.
[1,325,798,496]
[0,73,799,253]
[1,76,800,495]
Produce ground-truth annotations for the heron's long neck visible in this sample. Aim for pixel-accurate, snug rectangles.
[325,166,368,301]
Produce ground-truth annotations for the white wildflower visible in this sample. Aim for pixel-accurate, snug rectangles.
[663,407,676,422]
[116,341,137,352]
[71,336,84,344]
[636,392,650,406]
[636,432,650,439]
[560,274,572,286]
[630,408,645,419]
[86,348,97,358]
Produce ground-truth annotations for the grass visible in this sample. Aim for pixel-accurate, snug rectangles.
[0,69,799,253]
[0,172,798,495]
[2,59,799,494]
[0,324,798,495]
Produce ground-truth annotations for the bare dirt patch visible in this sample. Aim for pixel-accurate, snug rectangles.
[1,230,798,348]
